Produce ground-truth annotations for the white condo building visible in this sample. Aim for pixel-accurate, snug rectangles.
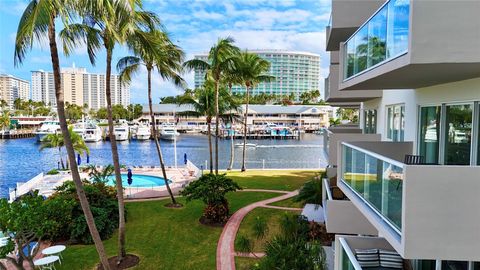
[31,65,130,109]
[193,50,320,100]
[0,74,30,109]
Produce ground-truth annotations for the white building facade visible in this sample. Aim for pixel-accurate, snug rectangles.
[0,74,30,108]
[31,65,130,109]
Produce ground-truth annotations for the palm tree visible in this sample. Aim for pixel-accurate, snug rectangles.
[223,70,243,171]
[0,111,10,132]
[88,164,115,184]
[14,1,111,268]
[184,37,240,174]
[0,100,8,111]
[60,2,160,262]
[232,51,275,172]
[117,29,185,206]
[178,79,240,173]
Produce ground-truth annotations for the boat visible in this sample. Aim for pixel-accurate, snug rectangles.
[136,124,151,140]
[160,124,179,141]
[34,120,61,142]
[83,122,103,142]
[235,143,257,148]
[114,124,130,141]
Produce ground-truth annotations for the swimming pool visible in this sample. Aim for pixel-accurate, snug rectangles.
[105,174,170,188]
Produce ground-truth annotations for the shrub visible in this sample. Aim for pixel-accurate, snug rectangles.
[44,180,121,244]
[46,169,59,175]
[294,172,325,206]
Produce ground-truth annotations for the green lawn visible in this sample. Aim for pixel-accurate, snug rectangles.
[58,192,279,270]
[235,257,260,270]
[234,207,300,253]
[226,170,319,191]
[268,197,305,208]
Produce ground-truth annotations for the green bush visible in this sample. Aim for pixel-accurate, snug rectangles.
[44,180,121,244]
[46,169,59,175]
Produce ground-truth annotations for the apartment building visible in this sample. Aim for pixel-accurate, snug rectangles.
[323,1,480,270]
[193,50,320,100]
[31,65,130,109]
[0,74,30,108]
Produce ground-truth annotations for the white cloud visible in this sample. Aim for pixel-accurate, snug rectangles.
[193,10,225,20]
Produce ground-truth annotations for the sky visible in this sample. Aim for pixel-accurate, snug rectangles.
[0,0,331,104]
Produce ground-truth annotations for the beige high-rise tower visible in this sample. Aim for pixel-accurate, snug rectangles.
[0,74,30,109]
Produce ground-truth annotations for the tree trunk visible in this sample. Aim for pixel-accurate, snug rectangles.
[207,118,213,173]
[105,47,126,263]
[59,147,65,169]
[241,84,250,172]
[48,17,111,270]
[214,79,219,174]
[147,68,177,205]
[227,119,234,170]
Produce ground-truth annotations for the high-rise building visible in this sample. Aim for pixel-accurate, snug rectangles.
[193,50,320,100]
[31,65,130,109]
[323,1,480,270]
[0,74,30,109]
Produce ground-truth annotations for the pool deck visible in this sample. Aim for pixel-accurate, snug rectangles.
[9,161,200,201]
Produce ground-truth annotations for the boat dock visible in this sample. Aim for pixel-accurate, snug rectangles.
[0,129,35,139]
[218,131,301,140]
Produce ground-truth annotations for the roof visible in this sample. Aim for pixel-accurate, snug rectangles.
[142,104,196,113]
[195,49,320,58]
[244,104,331,114]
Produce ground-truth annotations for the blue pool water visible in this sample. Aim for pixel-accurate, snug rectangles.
[105,174,169,188]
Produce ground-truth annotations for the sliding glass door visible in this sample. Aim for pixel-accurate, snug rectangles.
[444,104,473,165]
[419,106,441,164]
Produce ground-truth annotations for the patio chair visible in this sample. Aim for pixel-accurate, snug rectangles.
[404,155,425,165]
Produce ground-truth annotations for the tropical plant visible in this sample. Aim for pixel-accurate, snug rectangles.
[184,37,240,174]
[235,235,253,255]
[177,80,240,173]
[117,29,185,207]
[294,177,323,207]
[329,117,340,126]
[40,126,89,170]
[232,51,275,172]
[223,68,243,170]
[0,192,59,270]
[0,100,7,110]
[65,102,84,120]
[14,1,111,268]
[61,1,161,261]
[254,214,326,270]
[180,173,241,224]
[88,164,115,184]
[0,111,10,132]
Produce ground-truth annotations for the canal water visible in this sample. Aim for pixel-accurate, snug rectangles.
[0,133,327,198]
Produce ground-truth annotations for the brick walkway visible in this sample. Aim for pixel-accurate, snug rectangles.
[216,189,300,270]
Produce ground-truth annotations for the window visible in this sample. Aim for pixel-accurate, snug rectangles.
[419,106,441,164]
[364,109,377,134]
[386,104,404,141]
[444,104,472,165]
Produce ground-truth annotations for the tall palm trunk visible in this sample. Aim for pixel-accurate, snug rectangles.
[104,47,126,263]
[147,67,177,205]
[207,117,213,173]
[227,84,234,171]
[48,17,111,270]
[59,147,65,169]
[241,84,250,172]
[214,79,220,174]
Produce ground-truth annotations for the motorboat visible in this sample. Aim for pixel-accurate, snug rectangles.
[83,122,103,142]
[114,124,130,141]
[160,124,179,141]
[234,143,257,148]
[35,120,61,142]
[136,125,151,140]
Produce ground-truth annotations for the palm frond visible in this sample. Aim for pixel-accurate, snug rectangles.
[117,56,142,84]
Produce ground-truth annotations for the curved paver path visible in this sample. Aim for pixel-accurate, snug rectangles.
[216,189,300,270]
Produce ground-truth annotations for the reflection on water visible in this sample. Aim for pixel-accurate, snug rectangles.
[0,133,327,197]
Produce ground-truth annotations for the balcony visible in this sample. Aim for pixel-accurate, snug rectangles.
[325,63,382,104]
[323,178,377,235]
[326,0,385,51]
[338,141,480,261]
[339,0,480,91]
[335,236,399,270]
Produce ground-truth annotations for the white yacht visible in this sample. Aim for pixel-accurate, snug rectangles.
[35,120,61,142]
[84,122,103,142]
[114,124,130,141]
[136,125,151,140]
[160,124,179,141]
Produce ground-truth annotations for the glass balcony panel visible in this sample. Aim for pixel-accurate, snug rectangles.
[344,0,409,80]
[342,143,404,231]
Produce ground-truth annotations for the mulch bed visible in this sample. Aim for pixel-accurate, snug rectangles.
[199,216,227,227]
[164,203,183,208]
[97,254,140,270]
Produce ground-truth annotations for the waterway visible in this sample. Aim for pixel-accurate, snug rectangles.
[0,133,327,197]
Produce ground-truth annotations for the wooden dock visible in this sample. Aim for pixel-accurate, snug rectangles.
[0,130,35,139]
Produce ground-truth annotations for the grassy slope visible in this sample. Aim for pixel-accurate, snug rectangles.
[225,170,319,191]
[234,207,300,253]
[58,192,279,270]
[235,257,259,270]
[268,197,305,208]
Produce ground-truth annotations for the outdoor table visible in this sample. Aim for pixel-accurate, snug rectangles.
[42,245,66,264]
[33,255,59,270]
